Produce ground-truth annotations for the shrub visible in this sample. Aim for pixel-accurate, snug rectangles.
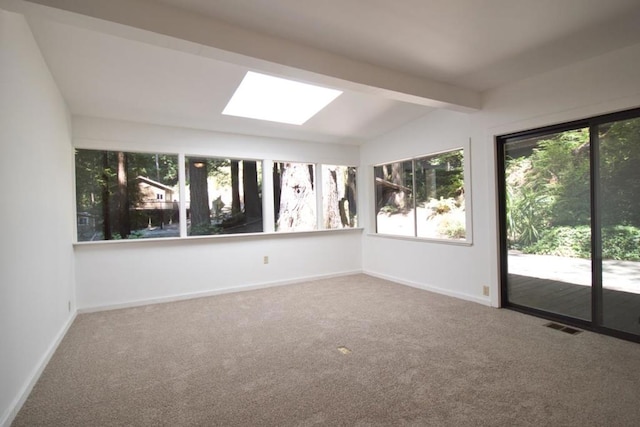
[426,197,458,218]
[525,226,590,258]
[601,226,640,260]
[424,197,466,239]
[190,223,221,236]
[437,217,466,239]
[380,204,399,215]
[525,225,640,260]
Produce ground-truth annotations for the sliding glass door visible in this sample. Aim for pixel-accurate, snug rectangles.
[498,108,640,342]
[502,127,592,321]
[598,116,640,336]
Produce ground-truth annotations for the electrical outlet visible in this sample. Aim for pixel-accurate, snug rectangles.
[482,286,490,297]
[263,256,269,265]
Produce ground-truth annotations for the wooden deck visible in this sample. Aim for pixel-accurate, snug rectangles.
[508,274,640,336]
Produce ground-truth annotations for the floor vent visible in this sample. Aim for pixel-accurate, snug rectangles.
[337,346,352,355]
[545,322,582,335]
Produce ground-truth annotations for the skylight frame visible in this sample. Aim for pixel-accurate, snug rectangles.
[222,71,343,125]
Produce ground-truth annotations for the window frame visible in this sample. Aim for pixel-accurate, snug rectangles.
[372,146,472,245]
[320,164,358,230]
[73,149,361,244]
[272,160,318,232]
[183,154,265,237]
[74,148,181,242]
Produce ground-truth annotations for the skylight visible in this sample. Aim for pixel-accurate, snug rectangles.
[222,71,343,125]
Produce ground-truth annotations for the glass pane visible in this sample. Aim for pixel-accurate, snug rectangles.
[322,165,357,229]
[75,150,180,241]
[504,128,592,320]
[274,162,316,232]
[415,149,465,240]
[374,160,414,236]
[186,157,263,236]
[599,116,640,335]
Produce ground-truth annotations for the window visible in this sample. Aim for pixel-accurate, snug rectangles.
[75,150,357,241]
[374,160,414,236]
[75,149,179,241]
[185,157,262,236]
[374,148,466,240]
[273,162,316,232]
[322,165,357,229]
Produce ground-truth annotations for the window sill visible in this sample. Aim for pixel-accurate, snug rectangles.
[366,232,472,247]
[73,227,364,246]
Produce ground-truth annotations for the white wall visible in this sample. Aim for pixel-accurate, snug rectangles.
[0,9,76,427]
[361,41,640,307]
[72,116,360,165]
[360,110,488,304]
[75,230,361,310]
[72,117,363,311]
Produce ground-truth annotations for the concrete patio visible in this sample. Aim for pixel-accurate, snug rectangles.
[508,251,640,294]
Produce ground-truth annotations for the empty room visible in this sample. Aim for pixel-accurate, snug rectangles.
[2,0,640,425]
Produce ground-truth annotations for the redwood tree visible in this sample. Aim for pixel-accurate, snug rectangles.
[116,151,131,238]
[189,158,210,234]
[242,160,261,218]
[277,163,316,231]
[230,160,241,214]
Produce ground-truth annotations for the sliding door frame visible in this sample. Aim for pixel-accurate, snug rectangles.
[497,107,640,344]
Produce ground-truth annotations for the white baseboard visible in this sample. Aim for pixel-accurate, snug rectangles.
[363,270,492,307]
[1,311,77,427]
[78,270,364,313]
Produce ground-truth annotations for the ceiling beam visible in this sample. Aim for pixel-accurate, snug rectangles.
[11,0,480,112]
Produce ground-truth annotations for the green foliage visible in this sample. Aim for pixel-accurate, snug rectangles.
[75,149,179,240]
[525,226,591,258]
[415,149,463,202]
[527,225,640,261]
[437,216,466,239]
[189,223,221,236]
[424,196,466,239]
[601,226,640,260]
[506,184,550,247]
[184,157,230,186]
[379,204,399,215]
[599,118,640,227]
[505,117,640,258]
[426,197,459,217]
[505,128,590,248]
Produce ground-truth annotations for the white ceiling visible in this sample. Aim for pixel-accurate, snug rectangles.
[26,16,430,144]
[153,0,640,91]
[12,0,640,144]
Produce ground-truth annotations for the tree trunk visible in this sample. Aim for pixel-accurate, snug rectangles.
[189,158,210,234]
[323,166,341,229]
[374,166,385,215]
[346,166,357,222]
[273,163,282,222]
[277,163,316,231]
[116,151,131,238]
[391,162,407,210]
[231,160,241,214]
[101,151,112,240]
[308,164,315,189]
[242,160,261,218]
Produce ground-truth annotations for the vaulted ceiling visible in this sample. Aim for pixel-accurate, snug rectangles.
[6,0,640,144]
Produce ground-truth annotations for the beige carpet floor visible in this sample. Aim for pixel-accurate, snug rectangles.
[13,274,640,426]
